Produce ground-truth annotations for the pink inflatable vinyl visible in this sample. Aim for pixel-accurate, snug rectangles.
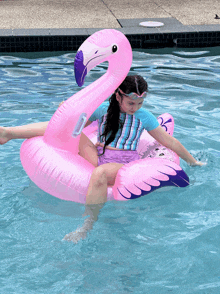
[20,29,189,203]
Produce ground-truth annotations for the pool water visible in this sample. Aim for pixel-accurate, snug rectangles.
[0,47,220,294]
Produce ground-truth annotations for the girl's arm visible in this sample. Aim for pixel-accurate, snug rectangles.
[148,126,205,166]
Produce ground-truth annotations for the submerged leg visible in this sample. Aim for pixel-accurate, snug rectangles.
[63,203,104,243]
[63,167,108,243]
[64,163,124,243]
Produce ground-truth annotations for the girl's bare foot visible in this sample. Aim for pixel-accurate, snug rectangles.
[0,127,11,145]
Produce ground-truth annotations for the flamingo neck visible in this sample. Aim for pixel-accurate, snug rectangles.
[44,60,131,153]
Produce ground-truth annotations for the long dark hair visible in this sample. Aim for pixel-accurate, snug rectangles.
[98,75,148,156]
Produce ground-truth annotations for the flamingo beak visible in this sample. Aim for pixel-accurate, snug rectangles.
[74,41,114,87]
[74,50,87,87]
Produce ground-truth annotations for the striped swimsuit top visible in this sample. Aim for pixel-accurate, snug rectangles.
[89,101,159,151]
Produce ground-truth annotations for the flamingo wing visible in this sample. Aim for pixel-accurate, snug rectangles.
[112,158,189,201]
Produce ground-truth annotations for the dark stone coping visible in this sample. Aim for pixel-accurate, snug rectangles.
[0,18,220,52]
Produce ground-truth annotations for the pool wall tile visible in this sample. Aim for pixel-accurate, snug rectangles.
[158,25,197,33]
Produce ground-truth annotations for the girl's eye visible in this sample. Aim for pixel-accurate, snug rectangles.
[129,102,143,106]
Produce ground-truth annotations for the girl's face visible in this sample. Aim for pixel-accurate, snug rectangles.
[116,93,144,115]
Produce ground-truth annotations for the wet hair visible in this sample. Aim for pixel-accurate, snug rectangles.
[98,75,148,156]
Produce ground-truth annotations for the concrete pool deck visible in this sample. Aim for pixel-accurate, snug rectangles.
[0,0,219,51]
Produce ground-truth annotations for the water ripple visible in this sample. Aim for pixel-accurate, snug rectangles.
[2,68,40,77]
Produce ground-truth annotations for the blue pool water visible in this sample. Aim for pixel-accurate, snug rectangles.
[0,47,220,294]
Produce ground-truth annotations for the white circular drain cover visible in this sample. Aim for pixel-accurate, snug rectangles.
[139,21,164,28]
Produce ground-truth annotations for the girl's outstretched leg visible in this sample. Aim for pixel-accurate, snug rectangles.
[0,122,49,145]
[0,120,92,146]
[0,127,10,145]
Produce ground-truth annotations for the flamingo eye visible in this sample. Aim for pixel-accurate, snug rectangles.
[112,45,118,53]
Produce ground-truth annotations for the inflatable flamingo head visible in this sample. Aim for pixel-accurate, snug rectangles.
[74,29,132,87]
[38,29,132,153]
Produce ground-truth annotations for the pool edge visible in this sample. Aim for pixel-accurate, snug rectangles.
[0,18,220,52]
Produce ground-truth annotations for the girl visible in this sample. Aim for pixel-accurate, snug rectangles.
[0,75,204,243]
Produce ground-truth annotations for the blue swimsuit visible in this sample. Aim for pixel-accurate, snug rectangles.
[89,101,159,151]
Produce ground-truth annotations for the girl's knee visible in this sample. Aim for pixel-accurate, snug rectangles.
[92,166,106,178]
[91,166,107,186]
[91,164,123,187]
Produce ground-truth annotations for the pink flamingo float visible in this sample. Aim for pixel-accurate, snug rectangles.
[20,29,189,203]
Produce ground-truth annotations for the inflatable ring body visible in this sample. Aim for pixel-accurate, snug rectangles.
[20,29,189,203]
